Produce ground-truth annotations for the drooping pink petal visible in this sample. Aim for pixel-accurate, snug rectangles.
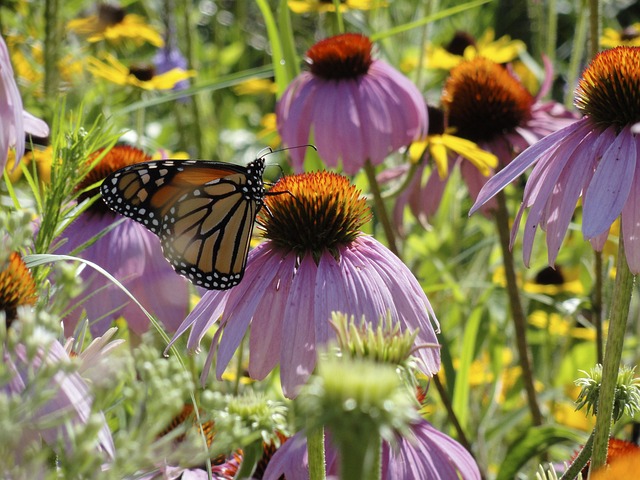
[583,127,637,238]
[280,254,318,398]
[215,247,283,380]
[470,119,590,215]
[248,252,296,379]
[621,134,640,273]
[544,127,616,264]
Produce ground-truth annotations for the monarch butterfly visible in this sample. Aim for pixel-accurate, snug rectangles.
[100,156,267,290]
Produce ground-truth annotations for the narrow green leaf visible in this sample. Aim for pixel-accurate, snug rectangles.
[256,0,289,95]
[452,305,484,431]
[370,0,492,41]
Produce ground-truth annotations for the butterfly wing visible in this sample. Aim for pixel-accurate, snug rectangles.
[100,159,265,289]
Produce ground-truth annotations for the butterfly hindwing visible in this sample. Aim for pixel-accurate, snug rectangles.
[100,158,266,290]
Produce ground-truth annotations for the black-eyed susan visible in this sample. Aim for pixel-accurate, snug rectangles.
[391,105,498,227]
[601,23,640,48]
[87,53,195,91]
[288,0,384,14]
[68,3,164,47]
[425,29,526,71]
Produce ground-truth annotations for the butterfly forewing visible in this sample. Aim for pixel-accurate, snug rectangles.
[100,158,266,290]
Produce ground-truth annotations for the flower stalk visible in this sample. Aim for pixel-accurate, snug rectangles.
[591,238,635,469]
[307,428,327,480]
[495,190,543,426]
[364,160,399,256]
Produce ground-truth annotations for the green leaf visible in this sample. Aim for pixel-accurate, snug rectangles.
[496,425,587,480]
[452,305,484,432]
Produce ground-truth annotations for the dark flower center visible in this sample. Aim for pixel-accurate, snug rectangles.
[427,105,446,136]
[445,31,477,56]
[79,145,152,212]
[98,3,126,27]
[574,46,640,128]
[534,266,565,285]
[306,33,373,80]
[129,65,156,82]
[442,57,534,143]
[258,172,371,260]
[0,252,37,328]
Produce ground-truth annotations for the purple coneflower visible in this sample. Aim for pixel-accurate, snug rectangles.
[168,171,440,398]
[0,33,49,173]
[57,145,189,337]
[276,33,427,175]
[262,417,481,480]
[436,56,575,213]
[471,46,640,271]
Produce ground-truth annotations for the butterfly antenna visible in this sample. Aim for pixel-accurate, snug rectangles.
[262,144,317,159]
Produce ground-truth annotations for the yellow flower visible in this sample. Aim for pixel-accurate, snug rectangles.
[68,3,164,47]
[528,310,602,341]
[5,147,54,184]
[601,23,640,48]
[409,132,497,179]
[523,265,584,296]
[257,113,280,149]
[87,53,195,91]
[6,34,84,96]
[232,78,278,96]
[425,29,525,71]
[288,0,384,14]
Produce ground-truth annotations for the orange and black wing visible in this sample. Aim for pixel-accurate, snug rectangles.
[100,158,266,289]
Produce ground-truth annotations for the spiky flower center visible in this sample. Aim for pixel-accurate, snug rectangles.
[0,252,37,327]
[79,145,151,210]
[575,46,640,128]
[442,57,534,142]
[259,171,371,259]
[306,33,373,80]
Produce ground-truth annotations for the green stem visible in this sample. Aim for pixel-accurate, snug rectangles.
[591,238,635,469]
[588,0,600,59]
[363,160,399,256]
[307,427,327,480]
[495,191,543,426]
[180,0,203,157]
[559,429,594,480]
[545,0,557,66]
[44,0,60,110]
[433,373,475,456]
[594,250,604,365]
[564,0,588,107]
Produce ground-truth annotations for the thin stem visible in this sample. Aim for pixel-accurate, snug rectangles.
[180,0,203,157]
[591,238,635,469]
[363,160,399,256]
[559,429,594,480]
[307,427,327,480]
[588,0,600,59]
[545,0,557,66]
[593,250,604,365]
[44,0,61,108]
[564,0,588,107]
[494,191,543,426]
[433,373,474,454]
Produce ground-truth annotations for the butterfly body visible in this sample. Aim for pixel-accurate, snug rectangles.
[101,157,266,289]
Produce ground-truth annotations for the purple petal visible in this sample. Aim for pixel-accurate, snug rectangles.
[280,254,318,398]
[621,134,640,273]
[470,118,590,215]
[583,127,637,238]
[248,252,296,379]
